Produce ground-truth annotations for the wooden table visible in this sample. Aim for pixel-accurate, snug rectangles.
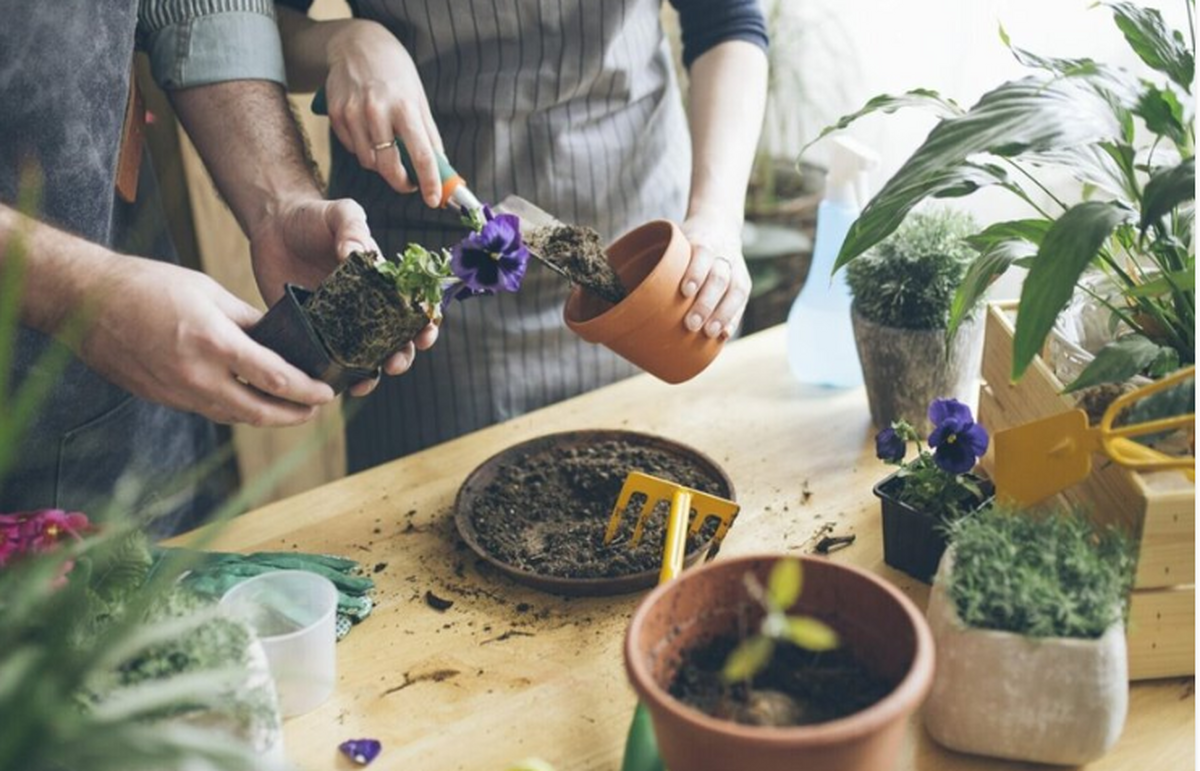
[194,326,1195,771]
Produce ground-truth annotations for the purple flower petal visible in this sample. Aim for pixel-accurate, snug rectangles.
[875,427,906,463]
[933,441,976,475]
[961,421,990,458]
[928,398,972,428]
[339,739,382,766]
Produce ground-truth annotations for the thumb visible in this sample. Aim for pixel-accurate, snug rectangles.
[327,198,379,260]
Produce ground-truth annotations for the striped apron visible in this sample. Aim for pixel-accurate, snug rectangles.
[338,0,692,471]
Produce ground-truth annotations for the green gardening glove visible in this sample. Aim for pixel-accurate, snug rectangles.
[156,549,376,641]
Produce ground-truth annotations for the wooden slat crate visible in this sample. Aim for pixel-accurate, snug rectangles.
[978,302,1194,681]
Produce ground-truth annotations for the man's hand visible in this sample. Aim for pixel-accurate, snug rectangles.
[77,255,335,426]
[247,195,439,397]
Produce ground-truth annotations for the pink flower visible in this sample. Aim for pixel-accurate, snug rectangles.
[0,509,92,574]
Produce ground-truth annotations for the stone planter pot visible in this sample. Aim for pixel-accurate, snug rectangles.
[851,306,985,431]
[873,471,994,584]
[625,554,934,771]
[565,221,727,384]
[924,552,1128,765]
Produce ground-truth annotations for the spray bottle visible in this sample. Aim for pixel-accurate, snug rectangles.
[786,136,879,387]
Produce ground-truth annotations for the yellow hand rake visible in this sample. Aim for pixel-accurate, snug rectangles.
[995,365,1195,506]
[603,471,740,584]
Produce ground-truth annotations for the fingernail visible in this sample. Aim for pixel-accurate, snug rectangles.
[705,321,722,338]
[685,314,703,332]
[719,326,733,342]
[682,281,698,298]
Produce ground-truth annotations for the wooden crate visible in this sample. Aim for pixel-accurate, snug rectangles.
[978,302,1194,681]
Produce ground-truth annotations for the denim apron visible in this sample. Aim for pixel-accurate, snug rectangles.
[337,0,692,470]
[0,0,216,534]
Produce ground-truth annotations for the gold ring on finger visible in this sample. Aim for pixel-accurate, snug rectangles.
[372,140,395,152]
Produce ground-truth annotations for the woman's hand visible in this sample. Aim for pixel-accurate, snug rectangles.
[323,20,445,207]
[678,215,752,341]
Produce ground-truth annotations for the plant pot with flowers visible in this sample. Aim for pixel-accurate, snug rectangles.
[846,209,986,432]
[873,398,994,583]
[925,504,1135,764]
[624,555,934,771]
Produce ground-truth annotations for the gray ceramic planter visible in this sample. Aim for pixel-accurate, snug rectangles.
[851,306,985,431]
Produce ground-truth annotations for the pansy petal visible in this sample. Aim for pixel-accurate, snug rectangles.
[962,422,990,457]
[933,442,975,474]
[875,427,906,462]
[338,739,382,766]
[928,398,972,428]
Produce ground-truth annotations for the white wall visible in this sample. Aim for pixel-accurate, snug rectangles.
[786,0,1191,298]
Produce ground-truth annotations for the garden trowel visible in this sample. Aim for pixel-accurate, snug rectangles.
[994,366,1195,506]
[604,471,740,771]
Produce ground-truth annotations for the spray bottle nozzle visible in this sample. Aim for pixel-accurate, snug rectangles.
[827,136,880,210]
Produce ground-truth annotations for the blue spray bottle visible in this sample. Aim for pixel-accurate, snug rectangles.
[786,136,879,387]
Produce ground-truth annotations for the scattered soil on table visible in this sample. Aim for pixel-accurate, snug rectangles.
[303,250,429,369]
[424,590,454,612]
[525,224,627,305]
[670,634,896,728]
[468,439,725,579]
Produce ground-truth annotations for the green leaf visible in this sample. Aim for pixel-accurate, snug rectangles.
[766,559,802,610]
[802,89,965,154]
[1063,334,1171,392]
[1135,83,1189,148]
[1000,22,1100,77]
[1126,268,1196,297]
[1105,2,1195,92]
[835,76,1127,274]
[1140,157,1196,233]
[783,617,839,652]
[721,636,774,683]
[952,220,1052,340]
[1012,201,1135,381]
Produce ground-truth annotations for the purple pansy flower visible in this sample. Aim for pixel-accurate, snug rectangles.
[338,738,382,766]
[927,398,989,475]
[450,206,529,296]
[875,427,906,463]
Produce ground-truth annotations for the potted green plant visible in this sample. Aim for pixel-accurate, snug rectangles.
[624,554,934,771]
[811,1,1194,394]
[846,209,984,430]
[925,505,1135,764]
[873,398,994,583]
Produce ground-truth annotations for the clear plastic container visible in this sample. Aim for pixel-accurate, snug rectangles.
[220,570,338,717]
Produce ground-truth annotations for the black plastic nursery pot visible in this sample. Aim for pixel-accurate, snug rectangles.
[872,471,995,584]
[249,284,379,395]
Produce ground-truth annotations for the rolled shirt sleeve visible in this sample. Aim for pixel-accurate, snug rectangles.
[668,0,770,68]
[139,0,287,90]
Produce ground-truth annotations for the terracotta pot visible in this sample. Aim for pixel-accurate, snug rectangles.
[873,470,994,584]
[851,305,985,433]
[564,220,725,384]
[924,552,1128,764]
[625,554,935,771]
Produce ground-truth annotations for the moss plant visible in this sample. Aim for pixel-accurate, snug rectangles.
[947,506,1135,639]
[846,208,977,330]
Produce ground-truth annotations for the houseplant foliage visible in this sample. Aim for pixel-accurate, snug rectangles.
[814,1,1195,391]
[846,209,985,428]
[924,505,1134,764]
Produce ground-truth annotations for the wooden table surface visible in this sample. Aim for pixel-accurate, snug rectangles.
[193,326,1195,771]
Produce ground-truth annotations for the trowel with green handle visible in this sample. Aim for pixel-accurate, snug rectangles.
[994,365,1195,506]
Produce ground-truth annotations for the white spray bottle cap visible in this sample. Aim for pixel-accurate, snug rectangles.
[826,135,880,210]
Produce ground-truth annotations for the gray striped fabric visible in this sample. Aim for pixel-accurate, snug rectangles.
[339,0,691,471]
[139,0,277,33]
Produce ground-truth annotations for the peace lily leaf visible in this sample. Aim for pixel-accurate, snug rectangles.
[1105,1,1195,92]
[1126,268,1196,298]
[947,241,1030,340]
[1012,201,1136,381]
[1140,158,1196,233]
[802,89,964,153]
[1135,83,1189,149]
[766,559,802,610]
[999,23,1099,76]
[835,76,1127,274]
[783,617,839,652]
[721,636,774,683]
[1063,334,1171,392]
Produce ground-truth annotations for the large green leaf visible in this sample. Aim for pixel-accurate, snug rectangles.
[1063,334,1171,392]
[1126,267,1196,297]
[835,76,1127,273]
[1106,2,1195,92]
[1012,201,1135,380]
[1135,82,1189,149]
[948,220,1051,339]
[999,23,1099,77]
[803,89,964,153]
[1140,157,1196,233]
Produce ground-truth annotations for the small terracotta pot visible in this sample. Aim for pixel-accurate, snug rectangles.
[564,220,725,384]
[625,554,935,771]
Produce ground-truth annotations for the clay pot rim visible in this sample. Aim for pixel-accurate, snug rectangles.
[625,553,935,746]
[934,549,1126,647]
[563,220,683,340]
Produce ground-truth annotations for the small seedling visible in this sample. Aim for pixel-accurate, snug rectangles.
[721,558,839,683]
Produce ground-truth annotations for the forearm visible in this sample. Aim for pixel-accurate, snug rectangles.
[276,7,387,94]
[684,41,769,227]
[0,204,121,334]
[169,80,322,237]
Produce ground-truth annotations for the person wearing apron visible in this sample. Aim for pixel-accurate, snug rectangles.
[0,0,417,534]
[275,0,769,471]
